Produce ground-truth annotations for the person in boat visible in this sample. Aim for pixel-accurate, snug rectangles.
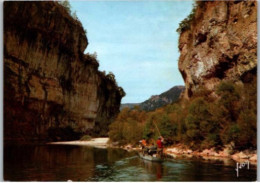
[147,142,157,156]
[140,139,147,148]
[139,139,148,154]
[156,136,164,156]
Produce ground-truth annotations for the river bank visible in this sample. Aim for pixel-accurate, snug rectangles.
[48,138,257,165]
[117,143,257,165]
[164,144,257,165]
[48,137,109,148]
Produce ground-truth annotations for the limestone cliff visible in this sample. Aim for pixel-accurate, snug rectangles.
[4,1,124,141]
[178,1,257,99]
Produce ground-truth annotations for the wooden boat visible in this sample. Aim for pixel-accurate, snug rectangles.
[138,152,163,162]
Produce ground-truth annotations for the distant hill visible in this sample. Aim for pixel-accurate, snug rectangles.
[120,103,140,110]
[121,86,185,111]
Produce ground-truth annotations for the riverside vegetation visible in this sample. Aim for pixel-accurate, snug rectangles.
[109,79,256,152]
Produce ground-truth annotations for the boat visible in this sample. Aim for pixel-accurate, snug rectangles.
[138,152,163,162]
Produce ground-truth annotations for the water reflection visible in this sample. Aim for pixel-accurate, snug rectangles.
[4,145,257,181]
[4,145,97,181]
[141,160,163,180]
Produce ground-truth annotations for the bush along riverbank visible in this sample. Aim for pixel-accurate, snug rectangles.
[108,81,256,165]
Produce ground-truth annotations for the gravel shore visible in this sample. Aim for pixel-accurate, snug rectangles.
[48,137,109,148]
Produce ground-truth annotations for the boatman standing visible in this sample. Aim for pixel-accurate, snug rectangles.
[156,136,164,156]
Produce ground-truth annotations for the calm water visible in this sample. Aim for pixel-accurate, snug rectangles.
[4,144,257,181]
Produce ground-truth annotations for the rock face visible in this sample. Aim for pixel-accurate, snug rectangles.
[178,1,257,99]
[139,85,185,111]
[4,1,124,141]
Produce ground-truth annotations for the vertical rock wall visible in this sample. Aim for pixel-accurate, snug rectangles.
[178,1,257,99]
[4,1,123,141]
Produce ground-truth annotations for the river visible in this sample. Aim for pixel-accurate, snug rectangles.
[4,144,256,181]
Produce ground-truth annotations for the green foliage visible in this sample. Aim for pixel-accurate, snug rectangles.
[201,133,221,149]
[109,79,256,151]
[142,111,179,142]
[143,119,154,140]
[221,124,240,145]
[216,81,241,128]
[59,0,72,15]
[107,72,116,82]
[109,121,124,142]
[105,71,125,97]
[236,109,256,148]
[72,11,78,20]
[80,135,92,141]
[158,114,177,137]
[108,108,146,145]
[185,97,214,147]
[86,52,98,60]
[118,87,126,97]
[59,0,80,22]
[216,81,256,149]
[176,2,197,34]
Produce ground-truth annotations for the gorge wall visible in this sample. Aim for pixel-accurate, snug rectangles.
[4,1,124,142]
[178,1,257,99]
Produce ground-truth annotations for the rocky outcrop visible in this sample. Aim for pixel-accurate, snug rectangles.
[4,1,124,142]
[178,1,257,99]
[139,85,185,111]
[121,86,185,111]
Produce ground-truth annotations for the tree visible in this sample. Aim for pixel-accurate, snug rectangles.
[176,2,197,34]
[109,107,146,145]
[92,52,97,59]
[236,109,256,149]
[216,81,241,126]
[184,97,221,149]
[59,0,72,15]
[107,72,116,82]
[72,11,78,20]
[118,87,126,97]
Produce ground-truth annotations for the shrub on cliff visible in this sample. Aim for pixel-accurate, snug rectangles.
[176,2,197,34]
[105,71,126,97]
[106,72,116,82]
[118,87,126,97]
[59,0,72,14]
[59,0,81,23]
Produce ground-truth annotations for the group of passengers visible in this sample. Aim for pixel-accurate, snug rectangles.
[139,136,164,156]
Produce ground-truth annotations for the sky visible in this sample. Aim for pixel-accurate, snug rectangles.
[70,0,193,103]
